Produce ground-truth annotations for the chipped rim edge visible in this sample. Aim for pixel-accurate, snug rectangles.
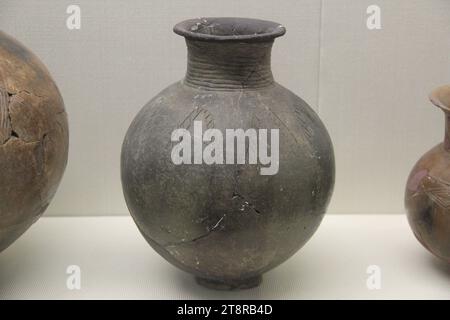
[173,17,286,42]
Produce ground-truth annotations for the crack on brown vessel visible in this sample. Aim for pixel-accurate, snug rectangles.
[0,87,53,145]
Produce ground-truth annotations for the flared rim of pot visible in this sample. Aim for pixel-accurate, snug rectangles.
[430,85,450,112]
[173,17,286,42]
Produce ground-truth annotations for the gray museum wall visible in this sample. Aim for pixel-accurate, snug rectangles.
[0,0,449,215]
[320,0,450,213]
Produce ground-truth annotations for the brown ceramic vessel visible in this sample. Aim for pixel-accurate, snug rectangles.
[405,85,450,263]
[0,31,69,253]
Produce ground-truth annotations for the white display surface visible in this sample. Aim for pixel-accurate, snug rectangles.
[0,215,448,300]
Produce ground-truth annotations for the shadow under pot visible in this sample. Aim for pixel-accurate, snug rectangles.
[405,85,450,263]
[0,31,69,253]
[121,17,335,290]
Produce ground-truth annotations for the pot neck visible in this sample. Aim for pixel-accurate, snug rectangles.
[184,40,275,91]
[445,113,450,151]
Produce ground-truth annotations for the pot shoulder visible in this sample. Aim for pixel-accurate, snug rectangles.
[123,81,334,159]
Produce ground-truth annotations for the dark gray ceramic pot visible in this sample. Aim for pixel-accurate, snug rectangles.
[0,31,69,253]
[121,18,335,290]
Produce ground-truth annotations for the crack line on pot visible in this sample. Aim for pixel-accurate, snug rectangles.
[232,192,262,215]
[0,88,52,145]
[164,214,226,248]
[0,87,11,143]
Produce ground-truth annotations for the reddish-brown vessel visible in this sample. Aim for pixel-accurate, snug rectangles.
[405,85,450,263]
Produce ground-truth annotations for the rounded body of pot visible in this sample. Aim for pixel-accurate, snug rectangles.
[405,85,450,263]
[121,18,335,289]
[0,32,69,252]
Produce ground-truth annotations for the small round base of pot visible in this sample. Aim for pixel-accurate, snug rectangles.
[195,275,262,291]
